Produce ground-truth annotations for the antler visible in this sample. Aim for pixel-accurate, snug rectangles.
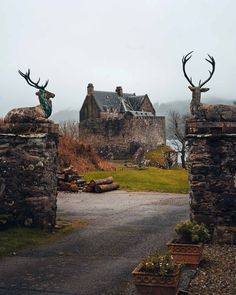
[182,51,195,87]
[199,55,215,87]
[182,52,216,88]
[18,69,49,90]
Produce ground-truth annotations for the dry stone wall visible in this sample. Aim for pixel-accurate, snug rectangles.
[79,116,165,159]
[187,119,236,232]
[0,123,58,230]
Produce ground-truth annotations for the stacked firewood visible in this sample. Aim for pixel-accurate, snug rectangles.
[85,176,119,193]
[57,167,119,193]
[57,166,86,192]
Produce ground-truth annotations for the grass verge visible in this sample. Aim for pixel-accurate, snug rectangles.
[0,218,89,257]
[84,166,188,193]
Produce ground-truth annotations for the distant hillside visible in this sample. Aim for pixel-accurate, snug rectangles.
[52,98,235,123]
[155,100,189,116]
[52,109,79,123]
[155,97,235,117]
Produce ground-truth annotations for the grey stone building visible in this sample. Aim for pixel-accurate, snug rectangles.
[80,84,156,121]
[79,84,165,159]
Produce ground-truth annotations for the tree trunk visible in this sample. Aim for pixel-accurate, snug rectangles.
[181,142,186,169]
[89,176,113,186]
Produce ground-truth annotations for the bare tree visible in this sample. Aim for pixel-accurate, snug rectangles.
[59,121,80,139]
[167,110,189,169]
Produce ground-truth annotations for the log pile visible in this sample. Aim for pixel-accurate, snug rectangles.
[85,176,119,193]
[57,168,119,193]
[57,166,86,192]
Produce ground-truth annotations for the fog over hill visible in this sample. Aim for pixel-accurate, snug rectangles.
[155,97,235,117]
[52,97,235,123]
[51,109,79,123]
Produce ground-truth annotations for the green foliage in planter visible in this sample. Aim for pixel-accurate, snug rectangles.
[141,252,178,276]
[175,220,210,244]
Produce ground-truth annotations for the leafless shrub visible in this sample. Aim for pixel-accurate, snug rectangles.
[167,110,189,169]
[59,121,79,139]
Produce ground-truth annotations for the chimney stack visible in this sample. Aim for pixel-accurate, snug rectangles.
[87,83,94,95]
[116,86,123,97]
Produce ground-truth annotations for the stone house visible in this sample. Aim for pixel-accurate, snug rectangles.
[79,84,165,159]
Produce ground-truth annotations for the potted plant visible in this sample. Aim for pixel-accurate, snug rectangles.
[132,252,181,295]
[167,220,210,265]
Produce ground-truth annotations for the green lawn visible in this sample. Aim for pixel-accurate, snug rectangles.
[0,219,89,257]
[84,167,189,193]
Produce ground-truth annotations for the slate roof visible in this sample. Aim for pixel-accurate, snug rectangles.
[125,111,154,117]
[92,91,153,116]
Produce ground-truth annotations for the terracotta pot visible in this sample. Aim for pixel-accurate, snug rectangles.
[167,240,204,265]
[132,262,181,295]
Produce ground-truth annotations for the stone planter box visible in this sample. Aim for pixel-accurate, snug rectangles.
[167,240,204,265]
[132,262,181,295]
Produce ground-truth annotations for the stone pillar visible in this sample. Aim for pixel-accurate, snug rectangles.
[0,123,59,230]
[187,119,236,232]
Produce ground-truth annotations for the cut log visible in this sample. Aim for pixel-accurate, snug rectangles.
[84,185,94,192]
[85,176,114,192]
[94,182,119,193]
[90,176,114,187]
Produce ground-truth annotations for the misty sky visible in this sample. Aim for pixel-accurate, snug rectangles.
[1,0,236,117]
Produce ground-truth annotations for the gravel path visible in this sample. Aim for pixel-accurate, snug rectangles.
[188,244,236,295]
[0,191,189,295]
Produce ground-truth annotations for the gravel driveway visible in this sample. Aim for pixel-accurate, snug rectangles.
[0,191,189,295]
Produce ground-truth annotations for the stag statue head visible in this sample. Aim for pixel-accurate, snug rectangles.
[18,69,55,100]
[182,51,215,115]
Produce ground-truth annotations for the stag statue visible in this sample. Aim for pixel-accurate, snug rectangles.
[182,51,236,121]
[4,69,55,123]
